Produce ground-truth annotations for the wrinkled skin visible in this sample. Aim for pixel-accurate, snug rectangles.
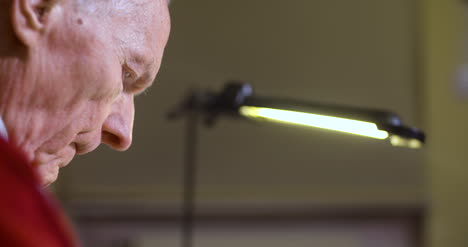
[0,0,171,186]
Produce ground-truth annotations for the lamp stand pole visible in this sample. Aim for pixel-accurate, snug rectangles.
[181,96,199,247]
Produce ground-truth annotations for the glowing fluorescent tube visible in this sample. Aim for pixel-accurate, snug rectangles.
[239,106,389,139]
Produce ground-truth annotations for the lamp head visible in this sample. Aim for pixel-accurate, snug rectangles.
[168,81,426,148]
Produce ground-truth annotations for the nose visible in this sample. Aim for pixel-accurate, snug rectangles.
[101,93,135,151]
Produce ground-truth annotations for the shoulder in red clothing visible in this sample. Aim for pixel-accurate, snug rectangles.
[0,137,78,247]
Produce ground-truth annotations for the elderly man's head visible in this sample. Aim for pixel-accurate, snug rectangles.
[0,0,170,186]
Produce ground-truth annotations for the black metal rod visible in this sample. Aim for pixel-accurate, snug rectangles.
[181,106,198,247]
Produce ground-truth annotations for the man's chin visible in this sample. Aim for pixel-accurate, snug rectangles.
[33,147,76,186]
[36,163,60,187]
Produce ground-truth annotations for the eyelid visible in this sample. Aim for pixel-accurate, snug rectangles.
[123,64,138,80]
[122,64,140,93]
[122,64,151,95]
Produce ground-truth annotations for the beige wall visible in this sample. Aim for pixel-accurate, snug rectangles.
[52,0,468,246]
[422,0,468,246]
[58,2,425,240]
[49,1,445,246]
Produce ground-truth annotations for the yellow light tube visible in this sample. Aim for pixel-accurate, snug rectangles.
[239,106,389,139]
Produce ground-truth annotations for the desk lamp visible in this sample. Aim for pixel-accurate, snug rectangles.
[167,81,426,247]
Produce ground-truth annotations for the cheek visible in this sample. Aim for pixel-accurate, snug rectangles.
[49,21,123,106]
[52,53,123,142]
[71,53,123,103]
[77,97,117,132]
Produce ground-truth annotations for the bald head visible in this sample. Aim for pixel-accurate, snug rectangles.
[72,0,138,15]
[73,0,171,15]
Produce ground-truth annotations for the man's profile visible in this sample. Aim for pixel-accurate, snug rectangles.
[0,0,170,246]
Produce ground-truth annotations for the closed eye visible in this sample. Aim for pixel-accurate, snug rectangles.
[122,64,139,92]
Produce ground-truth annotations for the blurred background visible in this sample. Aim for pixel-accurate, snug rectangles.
[53,0,468,246]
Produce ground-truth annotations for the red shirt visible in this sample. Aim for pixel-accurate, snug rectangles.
[0,137,78,247]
